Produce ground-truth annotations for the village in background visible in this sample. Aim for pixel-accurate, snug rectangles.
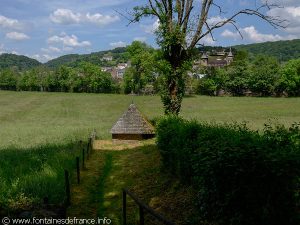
[0,38,300,97]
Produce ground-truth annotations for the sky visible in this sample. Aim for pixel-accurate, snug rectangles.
[0,0,300,62]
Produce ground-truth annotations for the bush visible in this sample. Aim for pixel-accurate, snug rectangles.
[196,78,216,96]
[156,117,300,225]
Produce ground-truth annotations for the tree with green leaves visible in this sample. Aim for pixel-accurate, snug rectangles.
[129,0,285,114]
[124,41,156,94]
[248,55,280,96]
[0,69,17,90]
[275,59,300,96]
[78,62,113,93]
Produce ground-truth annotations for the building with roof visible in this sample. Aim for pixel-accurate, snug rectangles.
[102,54,113,61]
[199,48,234,68]
[111,104,155,140]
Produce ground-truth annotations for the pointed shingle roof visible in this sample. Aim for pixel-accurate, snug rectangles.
[111,104,155,135]
[201,52,208,59]
[228,47,233,57]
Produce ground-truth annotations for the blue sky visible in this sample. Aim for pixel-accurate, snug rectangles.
[0,0,299,62]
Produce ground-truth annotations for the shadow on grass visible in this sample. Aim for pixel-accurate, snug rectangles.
[0,141,85,216]
[90,144,197,225]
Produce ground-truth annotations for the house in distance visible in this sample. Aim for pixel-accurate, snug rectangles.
[197,48,234,68]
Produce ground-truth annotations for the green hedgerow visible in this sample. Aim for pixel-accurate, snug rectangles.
[156,117,300,225]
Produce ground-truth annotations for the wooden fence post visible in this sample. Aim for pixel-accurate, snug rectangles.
[89,137,92,153]
[87,142,90,160]
[82,148,85,169]
[76,157,80,184]
[123,190,127,225]
[64,170,70,206]
[139,206,144,225]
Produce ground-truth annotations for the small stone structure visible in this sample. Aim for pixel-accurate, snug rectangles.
[111,104,155,140]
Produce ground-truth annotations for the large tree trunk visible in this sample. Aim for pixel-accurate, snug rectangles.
[161,63,185,115]
[161,76,183,115]
[161,45,186,115]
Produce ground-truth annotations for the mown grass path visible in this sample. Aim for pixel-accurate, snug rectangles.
[67,151,106,219]
[67,140,196,225]
[66,141,155,223]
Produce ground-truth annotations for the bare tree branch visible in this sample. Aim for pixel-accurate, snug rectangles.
[189,2,287,50]
[212,2,226,15]
[205,21,216,41]
[189,0,213,49]
[148,0,163,21]
[182,0,193,34]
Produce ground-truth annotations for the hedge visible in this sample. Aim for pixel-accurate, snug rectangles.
[156,117,300,225]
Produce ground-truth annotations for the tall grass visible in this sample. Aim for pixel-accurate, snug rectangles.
[0,142,82,212]
[1,91,300,213]
[1,91,300,149]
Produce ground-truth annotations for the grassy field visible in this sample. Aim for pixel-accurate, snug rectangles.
[1,90,300,149]
[1,90,300,216]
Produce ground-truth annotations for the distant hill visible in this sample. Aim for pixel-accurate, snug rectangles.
[0,53,41,71]
[2,39,300,72]
[233,39,300,62]
[44,47,128,69]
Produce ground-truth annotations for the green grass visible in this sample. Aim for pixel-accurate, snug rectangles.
[1,91,300,149]
[0,142,82,213]
[1,90,300,216]
[67,143,195,225]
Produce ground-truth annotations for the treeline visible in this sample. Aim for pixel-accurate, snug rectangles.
[44,47,129,69]
[234,39,300,62]
[195,52,300,97]
[1,41,300,96]
[0,62,119,93]
[0,54,41,71]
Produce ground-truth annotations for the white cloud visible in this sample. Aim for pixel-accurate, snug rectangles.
[0,15,22,30]
[50,8,119,26]
[6,32,30,41]
[134,37,147,42]
[0,44,5,54]
[221,29,241,40]
[85,13,120,26]
[48,33,91,47]
[242,26,283,42]
[11,50,19,55]
[31,54,55,63]
[201,35,216,45]
[207,16,227,26]
[262,0,299,7]
[141,19,160,34]
[41,46,62,53]
[267,7,300,34]
[50,9,81,24]
[221,26,296,43]
[110,41,127,48]
[63,46,74,51]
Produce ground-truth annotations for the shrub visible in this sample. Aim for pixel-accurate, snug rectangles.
[156,117,300,225]
[196,78,216,96]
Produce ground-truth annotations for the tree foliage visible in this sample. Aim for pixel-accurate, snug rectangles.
[123,41,156,94]
[275,59,300,96]
[235,39,300,62]
[130,0,285,114]
[195,54,300,97]
[0,54,41,71]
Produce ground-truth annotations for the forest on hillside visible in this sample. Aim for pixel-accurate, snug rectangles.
[233,39,300,62]
[0,40,300,97]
